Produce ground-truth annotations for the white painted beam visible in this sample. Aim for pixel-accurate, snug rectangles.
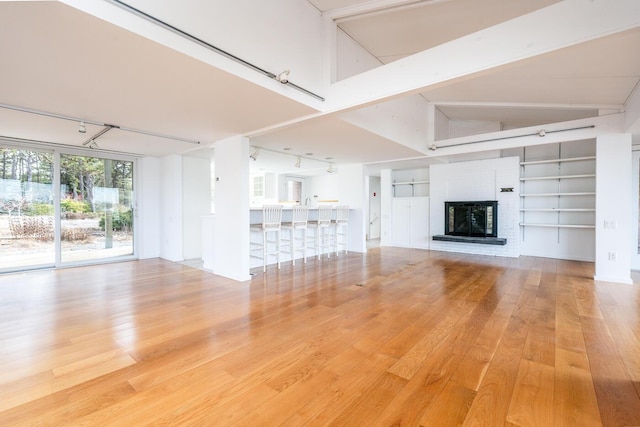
[624,81,640,134]
[322,0,447,22]
[323,0,640,113]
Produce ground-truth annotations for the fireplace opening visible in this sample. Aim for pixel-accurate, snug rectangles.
[445,201,498,238]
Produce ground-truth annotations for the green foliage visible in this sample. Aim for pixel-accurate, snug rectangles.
[61,198,91,213]
[24,203,54,216]
[99,209,132,232]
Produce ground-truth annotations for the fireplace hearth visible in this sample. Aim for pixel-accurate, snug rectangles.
[432,200,506,245]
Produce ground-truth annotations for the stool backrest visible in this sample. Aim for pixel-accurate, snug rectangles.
[336,205,349,223]
[262,205,283,230]
[317,205,333,225]
[291,205,309,226]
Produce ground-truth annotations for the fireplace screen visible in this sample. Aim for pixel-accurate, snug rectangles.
[445,201,498,238]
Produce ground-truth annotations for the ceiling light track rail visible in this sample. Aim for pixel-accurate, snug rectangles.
[0,135,142,158]
[107,0,325,102]
[430,125,596,151]
[0,102,200,146]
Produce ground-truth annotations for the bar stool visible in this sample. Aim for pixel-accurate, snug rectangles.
[281,205,309,266]
[307,205,333,259]
[333,205,349,256]
[250,205,283,272]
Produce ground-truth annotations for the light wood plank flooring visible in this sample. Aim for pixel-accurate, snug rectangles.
[1,248,640,426]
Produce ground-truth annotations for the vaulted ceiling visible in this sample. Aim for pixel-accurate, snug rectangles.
[0,0,639,173]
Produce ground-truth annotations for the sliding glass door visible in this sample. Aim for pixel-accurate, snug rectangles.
[0,148,55,269]
[0,144,135,272]
[60,154,134,264]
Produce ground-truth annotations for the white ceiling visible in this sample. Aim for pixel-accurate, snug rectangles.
[1,0,639,172]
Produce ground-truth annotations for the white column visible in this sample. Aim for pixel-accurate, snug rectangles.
[594,133,632,284]
[213,135,251,281]
[380,169,392,246]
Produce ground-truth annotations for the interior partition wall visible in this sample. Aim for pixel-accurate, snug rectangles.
[0,141,137,273]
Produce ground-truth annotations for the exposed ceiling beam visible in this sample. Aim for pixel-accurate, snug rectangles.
[323,0,640,113]
[625,81,640,133]
[322,0,449,22]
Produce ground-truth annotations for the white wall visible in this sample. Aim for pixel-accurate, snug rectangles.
[159,154,183,262]
[430,157,520,257]
[449,120,502,138]
[594,133,632,284]
[182,156,211,260]
[137,156,161,259]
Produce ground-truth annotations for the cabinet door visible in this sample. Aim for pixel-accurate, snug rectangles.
[392,198,411,246]
[409,197,430,249]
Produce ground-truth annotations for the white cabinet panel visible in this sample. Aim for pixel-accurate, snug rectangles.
[392,197,429,249]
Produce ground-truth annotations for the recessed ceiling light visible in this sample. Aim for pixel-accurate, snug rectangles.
[283,147,292,151]
[305,153,313,156]
[325,157,333,160]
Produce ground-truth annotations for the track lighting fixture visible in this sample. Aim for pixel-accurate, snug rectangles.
[249,147,259,161]
[276,69,290,84]
[429,144,437,151]
[295,156,301,168]
[538,129,546,137]
[78,121,86,134]
[327,163,336,174]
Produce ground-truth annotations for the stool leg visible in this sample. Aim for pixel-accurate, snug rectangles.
[302,228,307,263]
[291,228,296,266]
[276,229,281,269]
[262,229,267,272]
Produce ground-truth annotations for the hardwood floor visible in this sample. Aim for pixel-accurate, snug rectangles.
[1,248,640,426]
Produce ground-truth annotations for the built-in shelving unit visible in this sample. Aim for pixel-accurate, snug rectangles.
[392,180,430,197]
[520,149,595,230]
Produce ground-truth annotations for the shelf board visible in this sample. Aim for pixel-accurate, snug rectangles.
[520,208,595,212]
[520,174,595,181]
[520,156,595,166]
[392,181,429,185]
[520,192,595,197]
[520,223,595,229]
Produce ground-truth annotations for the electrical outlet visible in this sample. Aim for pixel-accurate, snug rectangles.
[608,252,617,261]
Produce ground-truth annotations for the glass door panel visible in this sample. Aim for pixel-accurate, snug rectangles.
[0,148,55,270]
[60,154,133,264]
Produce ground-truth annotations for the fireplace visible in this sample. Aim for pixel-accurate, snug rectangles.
[445,201,498,238]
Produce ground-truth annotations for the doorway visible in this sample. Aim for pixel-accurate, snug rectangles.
[368,176,381,241]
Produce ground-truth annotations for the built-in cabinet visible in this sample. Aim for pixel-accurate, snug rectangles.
[392,197,430,248]
[390,168,430,249]
[518,140,596,261]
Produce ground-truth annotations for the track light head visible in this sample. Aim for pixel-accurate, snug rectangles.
[249,147,259,161]
[276,69,290,84]
[326,163,336,174]
[538,129,546,137]
[295,156,301,168]
[78,121,86,134]
[429,144,437,151]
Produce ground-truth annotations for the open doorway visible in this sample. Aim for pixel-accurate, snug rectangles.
[367,176,381,245]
